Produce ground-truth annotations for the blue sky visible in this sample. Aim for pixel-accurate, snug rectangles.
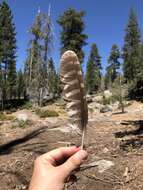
[1,0,143,73]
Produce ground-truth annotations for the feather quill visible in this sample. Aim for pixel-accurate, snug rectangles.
[60,50,88,149]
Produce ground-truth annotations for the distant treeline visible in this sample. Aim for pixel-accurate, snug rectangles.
[0,1,143,110]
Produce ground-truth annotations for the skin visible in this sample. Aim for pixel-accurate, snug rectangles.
[29,147,88,190]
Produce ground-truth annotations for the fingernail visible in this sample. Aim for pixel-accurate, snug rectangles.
[70,146,77,148]
[77,150,88,160]
[70,146,80,150]
[75,146,81,151]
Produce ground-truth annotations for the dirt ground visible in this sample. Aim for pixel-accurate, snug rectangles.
[0,101,143,190]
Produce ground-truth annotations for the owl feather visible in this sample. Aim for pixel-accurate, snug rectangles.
[60,50,88,149]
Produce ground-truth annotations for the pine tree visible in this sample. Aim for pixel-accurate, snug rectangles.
[7,59,17,98]
[112,75,125,113]
[128,43,143,99]
[25,10,43,104]
[57,8,87,63]
[119,74,125,113]
[0,1,17,101]
[105,44,120,88]
[123,8,141,83]
[0,3,3,105]
[16,69,25,99]
[86,43,102,94]
[48,58,60,98]
[43,6,53,63]
[138,43,143,81]
[24,8,54,105]
[42,8,53,95]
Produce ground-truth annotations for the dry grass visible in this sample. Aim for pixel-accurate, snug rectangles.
[0,112,15,121]
[35,109,59,118]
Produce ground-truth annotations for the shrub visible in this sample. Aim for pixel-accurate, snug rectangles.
[0,112,15,121]
[12,119,31,128]
[102,96,117,105]
[102,97,111,105]
[5,108,17,114]
[21,102,33,110]
[36,109,59,118]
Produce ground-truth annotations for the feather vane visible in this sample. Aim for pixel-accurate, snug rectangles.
[60,50,88,148]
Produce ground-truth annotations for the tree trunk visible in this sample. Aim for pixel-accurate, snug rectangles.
[119,75,124,113]
[39,88,43,107]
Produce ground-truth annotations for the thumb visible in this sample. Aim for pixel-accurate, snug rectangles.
[59,150,88,178]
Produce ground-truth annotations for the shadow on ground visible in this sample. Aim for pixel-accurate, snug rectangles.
[0,126,47,155]
[112,111,127,115]
[114,120,143,151]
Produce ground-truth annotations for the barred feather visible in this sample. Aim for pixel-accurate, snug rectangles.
[60,50,88,148]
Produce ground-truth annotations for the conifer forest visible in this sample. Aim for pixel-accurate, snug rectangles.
[0,1,143,190]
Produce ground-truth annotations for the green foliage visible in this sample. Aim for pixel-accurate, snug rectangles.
[102,75,126,113]
[36,108,59,118]
[127,44,143,100]
[122,8,143,99]
[30,10,43,38]
[48,58,61,98]
[20,102,33,110]
[12,119,31,128]
[0,1,17,101]
[26,11,43,85]
[86,43,102,94]
[102,94,119,105]
[16,69,25,99]
[57,8,87,63]
[127,79,143,101]
[112,76,125,112]
[105,44,120,88]
[123,8,141,82]
[24,9,56,105]
[7,60,17,98]
[102,96,112,105]
[0,112,15,121]
[5,108,17,114]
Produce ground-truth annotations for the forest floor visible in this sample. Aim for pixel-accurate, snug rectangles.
[0,101,143,190]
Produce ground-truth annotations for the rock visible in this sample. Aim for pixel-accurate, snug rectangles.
[89,102,103,110]
[82,159,114,173]
[92,95,103,103]
[86,94,93,103]
[100,105,113,113]
[87,94,103,103]
[103,147,109,153]
[112,101,120,110]
[43,94,53,102]
[104,90,112,99]
[17,113,28,122]
[97,159,114,173]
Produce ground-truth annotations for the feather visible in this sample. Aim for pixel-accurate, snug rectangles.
[60,50,88,149]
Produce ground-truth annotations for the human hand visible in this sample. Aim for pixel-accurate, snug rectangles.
[29,146,88,190]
